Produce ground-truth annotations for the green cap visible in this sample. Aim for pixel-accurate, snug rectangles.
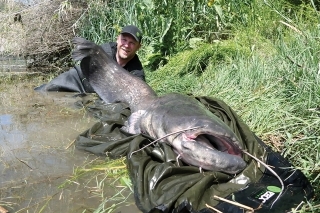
[121,25,143,43]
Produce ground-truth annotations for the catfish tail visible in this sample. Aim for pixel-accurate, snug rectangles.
[71,37,99,61]
[70,37,157,112]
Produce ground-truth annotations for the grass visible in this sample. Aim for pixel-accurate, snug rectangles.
[58,157,133,213]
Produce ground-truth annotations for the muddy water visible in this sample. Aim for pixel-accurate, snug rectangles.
[0,78,140,213]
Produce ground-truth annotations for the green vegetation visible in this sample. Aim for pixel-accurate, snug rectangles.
[77,0,257,69]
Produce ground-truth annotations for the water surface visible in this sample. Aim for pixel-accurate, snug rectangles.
[0,78,139,212]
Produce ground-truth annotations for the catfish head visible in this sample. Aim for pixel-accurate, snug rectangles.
[139,93,247,174]
[171,124,247,174]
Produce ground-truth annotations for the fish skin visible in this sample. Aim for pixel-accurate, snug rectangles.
[72,37,247,174]
[136,94,246,174]
[72,37,156,112]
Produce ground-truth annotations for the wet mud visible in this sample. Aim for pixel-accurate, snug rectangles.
[0,79,139,213]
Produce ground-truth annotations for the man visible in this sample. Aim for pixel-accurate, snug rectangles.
[35,25,145,93]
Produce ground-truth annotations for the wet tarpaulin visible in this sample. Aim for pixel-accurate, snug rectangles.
[75,96,314,213]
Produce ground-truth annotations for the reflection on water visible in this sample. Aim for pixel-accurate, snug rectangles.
[0,80,140,213]
[0,114,12,125]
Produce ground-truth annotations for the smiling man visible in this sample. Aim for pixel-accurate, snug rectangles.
[116,25,142,67]
[35,25,145,93]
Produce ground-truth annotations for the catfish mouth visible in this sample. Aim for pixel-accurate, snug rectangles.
[188,133,243,157]
[179,131,246,173]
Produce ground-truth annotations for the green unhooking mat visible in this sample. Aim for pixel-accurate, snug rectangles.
[74,96,314,213]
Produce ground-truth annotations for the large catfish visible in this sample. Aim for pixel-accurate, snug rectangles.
[72,37,247,174]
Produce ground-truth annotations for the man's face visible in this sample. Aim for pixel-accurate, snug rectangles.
[116,33,141,60]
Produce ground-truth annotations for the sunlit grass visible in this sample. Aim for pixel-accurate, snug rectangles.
[58,157,133,213]
[59,157,128,188]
